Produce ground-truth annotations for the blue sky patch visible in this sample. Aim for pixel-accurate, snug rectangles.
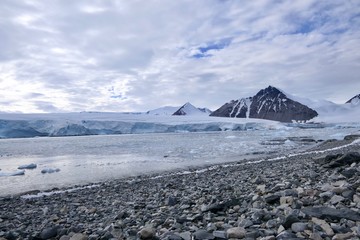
[192,37,232,58]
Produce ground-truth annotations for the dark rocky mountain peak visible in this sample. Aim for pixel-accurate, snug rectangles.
[211,86,318,122]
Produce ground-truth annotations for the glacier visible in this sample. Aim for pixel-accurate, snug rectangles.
[0,112,288,138]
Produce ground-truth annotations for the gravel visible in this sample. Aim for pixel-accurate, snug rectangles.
[0,136,359,239]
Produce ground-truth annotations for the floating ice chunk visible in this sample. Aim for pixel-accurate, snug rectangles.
[18,163,37,169]
[0,170,25,177]
[41,168,60,174]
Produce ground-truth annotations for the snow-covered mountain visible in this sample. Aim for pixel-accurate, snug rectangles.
[210,86,318,122]
[173,102,210,116]
[146,106,179,116]
[346,93,360,106]
[147,103,212,116]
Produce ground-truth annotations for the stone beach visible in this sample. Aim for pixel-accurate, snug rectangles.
[0,135,360,240]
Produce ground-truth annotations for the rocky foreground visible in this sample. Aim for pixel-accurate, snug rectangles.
[1,136,360,240]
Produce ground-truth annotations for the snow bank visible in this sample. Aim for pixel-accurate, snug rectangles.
[0,113,287,138]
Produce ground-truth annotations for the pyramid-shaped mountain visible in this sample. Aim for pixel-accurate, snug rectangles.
[210,86,318,122]
[173,102,210,116]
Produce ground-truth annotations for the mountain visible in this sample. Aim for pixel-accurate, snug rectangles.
[147,103,212,116]
[346,94,360,106]
[146,106,179,115]
[173,102,210,116]
[210,86,318,122]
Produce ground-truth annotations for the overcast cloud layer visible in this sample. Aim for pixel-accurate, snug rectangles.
[0,0,359,113]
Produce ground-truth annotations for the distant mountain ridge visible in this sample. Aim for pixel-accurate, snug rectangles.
[147,103,212,116]
[210,86,318,122]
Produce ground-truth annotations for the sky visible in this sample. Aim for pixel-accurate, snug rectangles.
[0,0,360,113]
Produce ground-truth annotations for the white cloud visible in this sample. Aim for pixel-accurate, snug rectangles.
[0,0,359,113]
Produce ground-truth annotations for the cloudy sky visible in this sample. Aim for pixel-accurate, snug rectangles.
[1,0,359,113]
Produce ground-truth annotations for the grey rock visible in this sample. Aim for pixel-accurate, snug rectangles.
[238,219,253,228]
[226,227,246,239]
[301,207,360,221]
[212,231,226,239]
[138,227,156,240]
[275,230,298,240]
[69,233,87,240]
[291,222,307,233]
[193,230,214,240]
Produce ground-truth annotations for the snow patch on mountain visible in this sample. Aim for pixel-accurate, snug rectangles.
[346,94,360,106]
[146,106,179,115]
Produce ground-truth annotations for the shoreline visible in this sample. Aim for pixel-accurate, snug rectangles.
[0,136,359,239]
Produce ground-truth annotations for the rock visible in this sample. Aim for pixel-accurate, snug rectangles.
[291,222,308,233]
[39,227,58,239]
[226,227,246,239]
[238,219,253,228]
[276,230,298,240]
[69,233,87,240]
[166,196,178,206]
[330,195,345,205]
[341,169,357,178]
[332,232,354,240]
[212,231,226,239]
[311,217,334,237]
[257,184,266,193]
[193,230,214,240]
[138,227,156,240]
[301,207,360,221]
[282,214,300,229]
[280,196,294,205]
[179,232,191,240]
[265,194,280,204]
[323,152,360,168]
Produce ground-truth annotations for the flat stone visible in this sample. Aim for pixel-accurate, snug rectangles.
[238,219,253,228]
[193,230,214,240]
[69,233,87,240]
[212,231,226,239]
[301,207,360,221]
[332,232,354,240]
[311,217,334,237]
[226,227,246,239]
[330,195,345,205]
[291,222,308,233]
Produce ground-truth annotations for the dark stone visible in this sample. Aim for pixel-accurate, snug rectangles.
[282,214,300,229]
[341,169,357,178]
[201,198,240,213]
[166,196,178,206]
[39,227,58,239]
[301,207,360,221]
[323,152,360,168]
[265,194,280,204]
